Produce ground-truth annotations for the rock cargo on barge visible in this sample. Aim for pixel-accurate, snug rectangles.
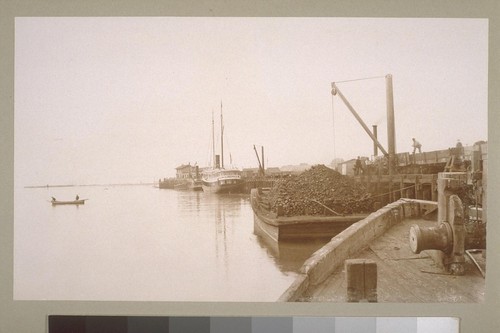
[251,165,373,242]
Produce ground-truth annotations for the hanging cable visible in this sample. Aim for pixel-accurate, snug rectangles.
[226,135,233,167]
[331,93,336,162]
[348,184,417,202]
[206,125,212,167]
[334,75,386,84]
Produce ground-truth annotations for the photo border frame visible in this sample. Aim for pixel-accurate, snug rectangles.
[1,1,498,332]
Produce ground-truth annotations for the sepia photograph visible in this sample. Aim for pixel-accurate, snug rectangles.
[13,16,487,304]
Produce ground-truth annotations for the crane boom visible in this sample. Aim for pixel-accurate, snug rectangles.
[331,82,389,157]
[253,145,265,176]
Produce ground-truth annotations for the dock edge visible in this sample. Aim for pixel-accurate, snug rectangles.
[277,198,436,302]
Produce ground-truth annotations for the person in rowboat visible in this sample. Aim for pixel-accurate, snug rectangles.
[75,195,79,200]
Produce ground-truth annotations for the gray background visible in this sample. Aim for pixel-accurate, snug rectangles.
[1,1,498,332]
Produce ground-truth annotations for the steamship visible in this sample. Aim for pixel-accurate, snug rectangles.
[201,102,243,194]
[201,163,243,194]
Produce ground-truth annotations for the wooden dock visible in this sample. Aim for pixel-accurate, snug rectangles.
[296,217,485,303]
[354,173,439,205]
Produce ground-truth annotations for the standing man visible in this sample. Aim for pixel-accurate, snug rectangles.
[354,156,363,175]
[412,138,422,154]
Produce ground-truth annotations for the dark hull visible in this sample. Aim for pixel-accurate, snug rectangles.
[250,189,367,242]
[158,179,175,189]
[202,180,243,194]
[190,180,203,191]
[51,199,86,205]
[165,179,203,191]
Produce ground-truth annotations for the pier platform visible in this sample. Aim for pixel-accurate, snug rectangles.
[278,199,485,303]
[296,217,485,302]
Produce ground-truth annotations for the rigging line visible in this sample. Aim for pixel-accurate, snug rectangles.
[206,125,213,167]
[338,184,417,204]
[376,184,416,199]
[226,134,233,166]
[334,75,386,84]
[207,110,216,167]
[206,115,211,167]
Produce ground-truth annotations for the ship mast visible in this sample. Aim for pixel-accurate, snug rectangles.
[221,101,224,169]
[212,110,215,168]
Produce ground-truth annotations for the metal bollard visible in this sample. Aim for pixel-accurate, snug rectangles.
[409,222,453,254]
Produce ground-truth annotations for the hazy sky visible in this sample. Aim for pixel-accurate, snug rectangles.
[15,17,488,185]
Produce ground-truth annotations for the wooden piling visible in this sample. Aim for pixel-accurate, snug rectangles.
[345,259,377,302]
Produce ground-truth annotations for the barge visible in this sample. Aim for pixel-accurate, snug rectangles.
[251,187,368,242]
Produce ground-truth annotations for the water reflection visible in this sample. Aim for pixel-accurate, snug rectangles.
[212,194,248,276]
[214,195,229,267]
[15,186,301,301]
[176,190,202,214]
[253,223,329,273]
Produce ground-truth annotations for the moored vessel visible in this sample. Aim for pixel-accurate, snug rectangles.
[202,167,243,194]
[201,102,243,194]
[51,199,87,205]
[251,187,368,242]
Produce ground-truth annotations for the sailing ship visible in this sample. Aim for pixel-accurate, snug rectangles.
[201,103,243,194]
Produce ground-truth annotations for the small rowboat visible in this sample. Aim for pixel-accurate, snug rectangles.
[51,199,87,205]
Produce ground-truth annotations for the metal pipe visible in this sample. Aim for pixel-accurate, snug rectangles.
[331,82,388,156]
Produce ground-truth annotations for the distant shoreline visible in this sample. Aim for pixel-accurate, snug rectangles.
[24,183,156,189]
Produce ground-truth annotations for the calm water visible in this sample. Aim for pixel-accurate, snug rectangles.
[14,185,325,302]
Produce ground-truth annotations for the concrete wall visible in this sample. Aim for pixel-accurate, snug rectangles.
[278,199,436,302]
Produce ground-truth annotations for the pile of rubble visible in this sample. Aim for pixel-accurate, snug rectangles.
[268,164,373,217]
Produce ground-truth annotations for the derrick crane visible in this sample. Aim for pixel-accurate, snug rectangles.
[331,74,396,175]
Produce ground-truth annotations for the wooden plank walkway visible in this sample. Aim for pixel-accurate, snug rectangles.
[298,217,485,303]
